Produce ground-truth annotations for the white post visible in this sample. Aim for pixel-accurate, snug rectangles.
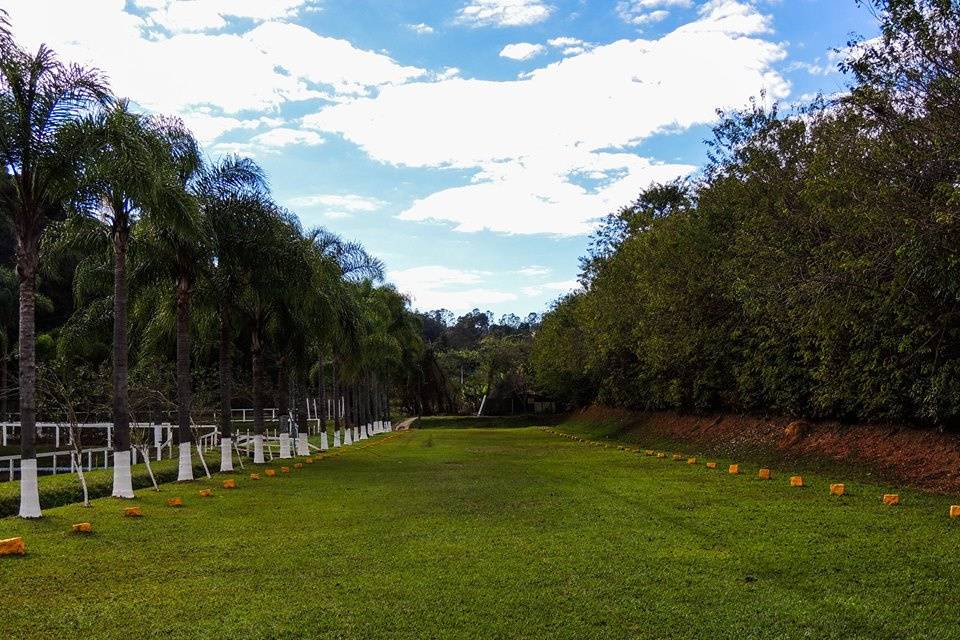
[320,430,328,451]
[52,452,57,475]
[107,425,112,448]
[2,424,6,446]
[333,427,340,448]
[55,425,60,448]
[253,434,265,464]
[177,441,194,481]
[18,458,41,518]
[221,437,234,472]
[112,449,134,498]
[296,432,309,456]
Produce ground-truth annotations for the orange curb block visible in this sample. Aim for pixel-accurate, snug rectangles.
[0,537,25,556]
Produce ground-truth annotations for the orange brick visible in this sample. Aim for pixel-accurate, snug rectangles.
[706,462,717,469]
[728,464,740,475]
[882,494,900,506]
[72,522,93,534]
[758,468,771,480]
[250,473,261,480]
[790,476,805,487]
[265,469,276,477]
[280,467,290,473]
[199,489,213,498]
[222,479,237,489]
[123,507,143,517]
[830,484,846,496]
[294,463,303,469]
[167,497,184,507]
[687,458,697,465]
[0,537,25,556]
[950,505,960,518]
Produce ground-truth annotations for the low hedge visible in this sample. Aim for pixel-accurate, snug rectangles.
[0,453,221,518]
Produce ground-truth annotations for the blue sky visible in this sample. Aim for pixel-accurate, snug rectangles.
[8,0,877,317]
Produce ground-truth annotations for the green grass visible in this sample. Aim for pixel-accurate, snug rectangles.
[2,426,960,639]
[414,413,560,429]
[0,451,220,517]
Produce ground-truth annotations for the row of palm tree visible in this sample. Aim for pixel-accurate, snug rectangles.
[0,15,423,517]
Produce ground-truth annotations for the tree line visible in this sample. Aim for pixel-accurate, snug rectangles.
[399,308,541,416]
[0,14,426,518]
[533,0,960,429]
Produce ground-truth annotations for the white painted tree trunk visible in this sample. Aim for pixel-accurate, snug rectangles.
[386,420,392,432]
[333,430,341,447]
[360,424,368,440]
[220,437,234,472]
[279,433,292,458]
[18,458,42,518]
[344,427,353,446]
[177,442,194,481]
[111,449,135,498]
[320,431,329,451]
[253,434,265,464]
[296,433,309,456]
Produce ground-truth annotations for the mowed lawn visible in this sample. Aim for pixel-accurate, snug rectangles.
[2,427,960,639]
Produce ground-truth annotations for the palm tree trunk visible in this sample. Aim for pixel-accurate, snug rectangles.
[251,328,266,464]
[331,359,342,446]
[17,243,41,518]
[218,306,234,471]
[111,227,134,498]
[175,276,193,481]
[318,359,327,434]
[1,349,8,420]
[277,358,289,422]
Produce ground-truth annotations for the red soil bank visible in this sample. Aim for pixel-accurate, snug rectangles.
[570,407,960,494]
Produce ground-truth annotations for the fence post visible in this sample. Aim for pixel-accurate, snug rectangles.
[55,425,60,449]
[52,452,57,475]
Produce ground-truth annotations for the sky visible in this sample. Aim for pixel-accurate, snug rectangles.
[5,0,878,318]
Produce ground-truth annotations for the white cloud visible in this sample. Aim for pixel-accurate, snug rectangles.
[617,0,693,26]
[3,1,425,137]
[304,1,788,235]
[389,266,516,312]
[499,42,546,60]
[287,194,386,212]
[136,0,317,33]
[516,265,551,277]
[456,0,554,27]
[250,127,325,149]
[521,280,581,297]
[546,37,594,56]
[408,23,435,34]
[436,67,462,80]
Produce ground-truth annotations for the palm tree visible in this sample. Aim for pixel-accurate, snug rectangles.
[0,31,110,517]
[66,100,192,498]
[202,186,275,471]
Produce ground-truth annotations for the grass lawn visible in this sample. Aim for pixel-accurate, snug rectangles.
[2,425,960,639]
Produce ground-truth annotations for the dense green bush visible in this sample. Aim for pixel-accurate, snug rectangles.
[533,1,960,428]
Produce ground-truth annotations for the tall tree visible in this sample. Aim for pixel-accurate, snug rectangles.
[0,32,109,517]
